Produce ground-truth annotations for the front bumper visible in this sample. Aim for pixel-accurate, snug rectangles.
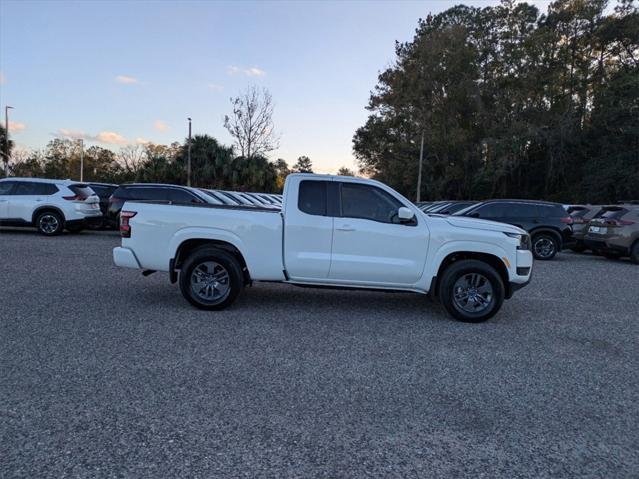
[113,247,141,269]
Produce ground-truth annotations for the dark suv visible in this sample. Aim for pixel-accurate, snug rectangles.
[107,184,209,227]
[454,200,573,260]
[87,182,118,228]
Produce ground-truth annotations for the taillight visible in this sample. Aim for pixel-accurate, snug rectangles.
[559,217,573,224]
[63,194,88,201]
[120,211,137,238]
[607,219,635,226]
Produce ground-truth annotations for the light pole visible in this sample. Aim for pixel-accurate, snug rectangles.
[187,117,192,186]
[416,130,425,203]
[78,139,84,182]
[4,105,14,177]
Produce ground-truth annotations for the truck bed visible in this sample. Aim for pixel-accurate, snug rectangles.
[121,200,285,280]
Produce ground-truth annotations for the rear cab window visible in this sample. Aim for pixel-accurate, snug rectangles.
[298,180,327,216]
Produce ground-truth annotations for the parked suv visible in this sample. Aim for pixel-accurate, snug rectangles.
[584,205,639,263]
[107,184,216,227]
[454,199,573,260]
[0,178,102,235]
[567,205,604,252]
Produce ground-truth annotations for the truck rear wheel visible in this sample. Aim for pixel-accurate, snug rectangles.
[179,247,244,310]
[438,259,505,323]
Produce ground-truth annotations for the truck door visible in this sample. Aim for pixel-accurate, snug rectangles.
[283,179,333,280]
[329,181,428,285]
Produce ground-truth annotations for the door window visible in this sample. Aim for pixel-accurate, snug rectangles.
[169,189,202,203]
[12,182,58,195]
[508,203,539,217]
[339,183,403,224]
[475,203,508,218]
[0,181,15,195]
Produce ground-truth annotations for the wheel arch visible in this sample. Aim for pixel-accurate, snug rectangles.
[432,251,510,299]
[32,205,65,224]
[529,227,562,245]
[172,238,250,285]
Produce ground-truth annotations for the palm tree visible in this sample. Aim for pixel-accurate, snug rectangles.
[0,124,14,168]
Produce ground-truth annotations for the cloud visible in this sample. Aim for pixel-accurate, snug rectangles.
[245,67,266,77]
[10,121,26,132]
[0,121,26,132]
[0,71,5,84]
[58,128,88,140]
[115,75,139,84]
[227,65,266,77]
[135,137,150,145]
[154,120,168,131]
[96,131,127,145]
[208,83,224,91]
[56,128,128,145]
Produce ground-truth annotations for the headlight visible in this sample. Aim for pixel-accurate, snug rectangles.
[504,232,531,250]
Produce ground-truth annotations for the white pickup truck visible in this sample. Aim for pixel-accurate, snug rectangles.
[113,174,533,322]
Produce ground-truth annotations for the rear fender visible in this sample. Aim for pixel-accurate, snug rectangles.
[169,227,245,266]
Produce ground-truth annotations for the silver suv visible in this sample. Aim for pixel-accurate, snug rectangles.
[0,178,102,235]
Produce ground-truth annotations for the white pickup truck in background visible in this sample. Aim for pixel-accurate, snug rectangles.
[113,174,533,322]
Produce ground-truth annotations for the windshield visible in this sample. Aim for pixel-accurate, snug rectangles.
[453,204,479,216]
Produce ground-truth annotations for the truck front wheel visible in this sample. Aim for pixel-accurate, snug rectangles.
[179,247,244,310]
[438,259,505,323]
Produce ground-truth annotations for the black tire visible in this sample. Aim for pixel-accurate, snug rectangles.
[36,211,64,236]
[438,259,505,323]
[179,247,244,310]
[630,241,639,265]
[66,224,84,234]
[532,233,559,260]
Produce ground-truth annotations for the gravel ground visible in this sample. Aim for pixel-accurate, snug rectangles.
[1,228,638,478]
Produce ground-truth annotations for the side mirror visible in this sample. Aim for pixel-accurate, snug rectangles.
[398,206,415,222]
[470,212,480,218]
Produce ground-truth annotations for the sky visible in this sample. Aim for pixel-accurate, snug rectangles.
[0,0,552,173]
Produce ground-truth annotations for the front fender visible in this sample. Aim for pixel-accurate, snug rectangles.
[425,239,514,283]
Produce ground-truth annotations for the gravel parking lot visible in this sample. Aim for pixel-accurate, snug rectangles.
[1,228,638,478]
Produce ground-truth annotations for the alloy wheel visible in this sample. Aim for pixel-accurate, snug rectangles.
[190,261,231,303]
[534,237,555,259]
[39,214,59,234]
[452,273,494,313]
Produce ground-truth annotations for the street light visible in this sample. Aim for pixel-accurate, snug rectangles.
[3,105,14,177]
[78,139,84,182]
[187,117,192,187]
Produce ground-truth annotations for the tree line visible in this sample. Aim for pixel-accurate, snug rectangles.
[2,132,324,193]
[0,86,338,192]
[354,0,638,203]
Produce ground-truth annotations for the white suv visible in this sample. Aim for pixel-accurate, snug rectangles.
[0,178,102,235]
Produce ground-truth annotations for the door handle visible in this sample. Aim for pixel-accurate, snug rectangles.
[336,226,355,232]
